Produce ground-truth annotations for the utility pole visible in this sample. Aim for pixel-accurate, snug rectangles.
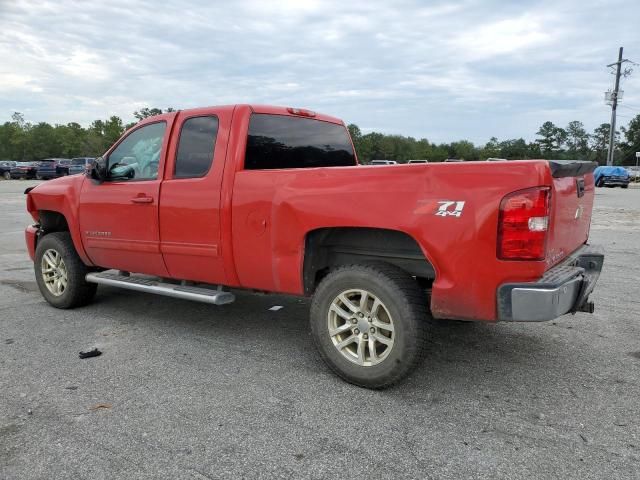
[606,47,623,166]
[605,47,636,166]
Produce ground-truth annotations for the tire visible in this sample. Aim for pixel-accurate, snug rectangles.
[621,184,628,189]
[2,171,9,180]
[310,263,429,389]
[34,232,97,309]
[596,178,604,187]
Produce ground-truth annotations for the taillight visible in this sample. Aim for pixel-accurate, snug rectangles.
[497,187,551,261]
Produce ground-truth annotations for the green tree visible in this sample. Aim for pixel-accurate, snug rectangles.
[481,137,500,159]
[590,123,619,165]
[133,107,176,121]
[536,121,567,157]
[565,121,590,157]
[499,138,532,159]
[620,114,640,164]
[133,107,163,121]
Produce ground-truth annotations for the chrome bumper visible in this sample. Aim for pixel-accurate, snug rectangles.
[497,244,604,322]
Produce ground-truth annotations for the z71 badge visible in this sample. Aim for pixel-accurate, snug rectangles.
[435,201,465,218]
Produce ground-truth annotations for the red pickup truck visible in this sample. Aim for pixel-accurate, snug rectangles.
[24,104,603,388]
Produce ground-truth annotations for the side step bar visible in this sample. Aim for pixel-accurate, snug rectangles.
[85,271,235,305]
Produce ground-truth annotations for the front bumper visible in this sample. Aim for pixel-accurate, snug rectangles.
[497,244,604,322]
[603,177,630,186]
[25,224,38,261]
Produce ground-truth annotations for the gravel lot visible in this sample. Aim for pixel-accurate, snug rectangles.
[1,179,639,479]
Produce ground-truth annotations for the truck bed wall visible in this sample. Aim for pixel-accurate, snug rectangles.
[231,161,556,321]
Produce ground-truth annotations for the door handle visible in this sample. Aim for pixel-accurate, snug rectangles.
[131,195,154,204]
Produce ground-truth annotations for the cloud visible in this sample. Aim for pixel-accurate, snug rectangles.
[0,0,638,144]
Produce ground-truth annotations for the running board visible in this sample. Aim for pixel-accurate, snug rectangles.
[85,271,235,305]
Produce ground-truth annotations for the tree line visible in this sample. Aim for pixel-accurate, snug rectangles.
[1,107,639,165]
[349,117,640,165]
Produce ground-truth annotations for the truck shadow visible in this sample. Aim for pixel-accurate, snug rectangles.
[92,286,570,398]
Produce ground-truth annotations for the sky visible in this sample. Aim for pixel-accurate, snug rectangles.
[1,0,639,145]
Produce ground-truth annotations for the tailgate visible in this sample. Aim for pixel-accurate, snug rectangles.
[546,160,597,267]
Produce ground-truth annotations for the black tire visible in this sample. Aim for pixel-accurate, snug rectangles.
[596,178,604,187]
[34,232,97,309]
[621,184,628,189]
[2,171,9,180]
[310,263,429,389]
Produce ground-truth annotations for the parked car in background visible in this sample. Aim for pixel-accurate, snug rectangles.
[10,162,39,179]
[369,160,397,165]
[36,158,71,180]
[444,158,464,162]
[0,160,16,179]
[626,166,640,182]
[68,157,95,175]
[486,158,508,161]
[593,166,630,188]
[407,159,428,164]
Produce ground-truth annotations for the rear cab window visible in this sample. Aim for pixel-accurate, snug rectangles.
[245,114,356,170]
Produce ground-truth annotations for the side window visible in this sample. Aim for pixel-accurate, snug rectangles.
[245,114,356,170]
[108,122,166,181]
[174,116,219,178]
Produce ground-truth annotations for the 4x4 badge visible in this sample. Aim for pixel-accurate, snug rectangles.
[435,201,465,218]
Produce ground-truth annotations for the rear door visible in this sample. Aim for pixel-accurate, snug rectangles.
[79,116,175,276]
[158,106,234,284]
[546,161,596,267]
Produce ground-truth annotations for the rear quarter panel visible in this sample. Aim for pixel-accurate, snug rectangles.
[231,160,554,321]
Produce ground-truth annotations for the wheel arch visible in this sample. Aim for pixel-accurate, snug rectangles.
[39,210,70,233]
[33,209,93,266]
[302,227,436,294]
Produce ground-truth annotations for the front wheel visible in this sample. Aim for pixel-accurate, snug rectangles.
[34,232,97,309]
[310,263,429,389]
[2,171,9,180]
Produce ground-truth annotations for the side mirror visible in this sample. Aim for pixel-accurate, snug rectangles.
[90,156,108,183]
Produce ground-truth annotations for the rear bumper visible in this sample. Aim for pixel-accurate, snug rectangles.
[497,244,604,322]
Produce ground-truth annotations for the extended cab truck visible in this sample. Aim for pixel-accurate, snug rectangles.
[23,104,604,389]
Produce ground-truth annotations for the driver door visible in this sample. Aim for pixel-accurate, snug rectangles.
[79,116,175,276]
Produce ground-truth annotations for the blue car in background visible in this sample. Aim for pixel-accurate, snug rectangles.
[593,166,630,188]
[68,157,95,175]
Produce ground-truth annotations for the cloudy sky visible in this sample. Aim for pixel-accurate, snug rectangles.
[1,0,639,144]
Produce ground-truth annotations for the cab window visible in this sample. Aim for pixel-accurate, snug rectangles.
[108,122,166,180]
[245,114,356,170]
[174,116,219,178]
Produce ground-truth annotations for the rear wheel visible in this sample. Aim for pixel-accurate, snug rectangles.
[34,232,97,309]
[2,171,9,180]
[621,184,628,189]
[310,263,429,389]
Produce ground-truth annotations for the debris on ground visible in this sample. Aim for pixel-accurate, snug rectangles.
[79,348,102,359]
[89,403,112,411]
[268,305,284,311]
